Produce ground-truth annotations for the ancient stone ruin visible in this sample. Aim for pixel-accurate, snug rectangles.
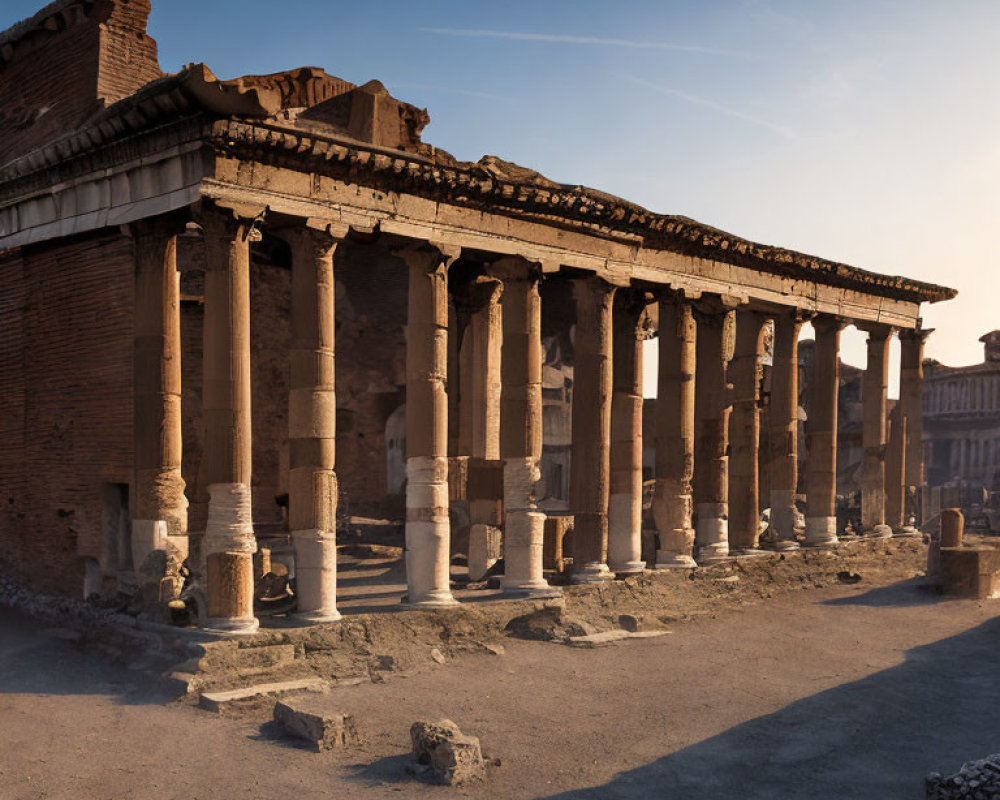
[0,0,956,633]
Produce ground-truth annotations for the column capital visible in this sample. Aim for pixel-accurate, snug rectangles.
[452,272,504,315]
[195,201,266,245]
[488,254,541,283]
[275,219,350,254]
[692,293,741,319]
[856,321,895,340]
[899,326,934,343]
[129,212,190,244]
[812,314,847,335]
[393,240,461,273]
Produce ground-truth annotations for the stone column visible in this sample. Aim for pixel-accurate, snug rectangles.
[199,208,259,634]
[608,290,649,574]
[728,310,769,555]
[495,258,558,597]
[766,311,807,550]
[860,323,893,537]
[804,316,843,547]
[570,275,616,583]
[885,405,907,532]
[400,243,460,606]
[283,222,346,623]
[652,294,697,569]
[132,216,188,575]
[454,274,503,580]
[899,327,932,529]
[692,297,737,564]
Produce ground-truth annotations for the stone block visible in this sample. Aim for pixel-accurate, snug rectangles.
[273,697,361,751]
[940,547,1000,599]
[198,677,328,712]
[409,719,486,785]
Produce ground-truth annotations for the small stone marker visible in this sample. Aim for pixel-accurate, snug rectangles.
[409,719,486,785]
[273,697,361,751]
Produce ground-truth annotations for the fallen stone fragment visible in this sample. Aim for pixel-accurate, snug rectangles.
[481,642,505,656]
[198,677,327,712]
[409,719,486,785]
[273,697,361,751]
[567,630,669,648]
[430,648,446,664]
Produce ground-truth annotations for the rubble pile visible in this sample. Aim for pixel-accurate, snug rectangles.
[927,754,1000,799]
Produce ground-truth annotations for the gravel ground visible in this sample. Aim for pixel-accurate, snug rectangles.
[2,574,1000,799]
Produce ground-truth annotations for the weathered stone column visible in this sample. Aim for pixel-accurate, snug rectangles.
[804,316,843,547]
[495,258,558,597]
[199,208,259,634]
[570,275,616,583]
[454,274,503,580]
[899,327,932,529]
[283,222,346,623]
[652,293,697,569]
[132,216,188,575]
[400,243,460,606]
[608,290,649,575]
[728,309,769,555]
[885,405,907,533]
[766,311,807,550]
[860,323,893,537]
[692,297,737,564]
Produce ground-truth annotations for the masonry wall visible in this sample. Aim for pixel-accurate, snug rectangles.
[0,231,134,594]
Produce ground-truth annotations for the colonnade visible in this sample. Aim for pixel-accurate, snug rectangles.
[129,207,930,633]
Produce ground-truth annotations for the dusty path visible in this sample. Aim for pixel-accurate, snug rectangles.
[2,579,999,799]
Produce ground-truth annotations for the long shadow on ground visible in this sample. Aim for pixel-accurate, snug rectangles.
[537,606,1000,799]
[0,607,171,704]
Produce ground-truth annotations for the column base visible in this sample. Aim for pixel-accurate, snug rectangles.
[696,545,730,565]
[695,513,729,562]
[610,560,646,576]
[653,552,697,569]
[290,609,343,626]
[570,563,614,584]
[730,547,768,558]
[202,616,259,636]
[500,580,563,599]
[401,594,460,609]
[866,524,894,539]
[893,526,922,539]
[804,517,839,548]
[761,539,800,552]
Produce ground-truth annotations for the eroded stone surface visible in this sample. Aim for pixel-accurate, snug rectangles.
[409,719,486,786]
[273,696,360,751]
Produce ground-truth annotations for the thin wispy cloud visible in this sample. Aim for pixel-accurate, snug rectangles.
[623,74,796,139]
[391,82,504,101]
[418,27,760,58]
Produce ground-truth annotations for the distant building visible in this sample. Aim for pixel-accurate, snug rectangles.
[923,331,1000,490]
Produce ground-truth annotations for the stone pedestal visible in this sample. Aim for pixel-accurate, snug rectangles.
[608,290,649,575]
[728,310,768,555]
[766,311,806,551]
[860,324,893,537]
[652,294,697,569]
[401,244,459,607]
[284,223,345,623]
[692,298,737,564]
[132,215,188,578]
[569,276,616,583]
[494,258,557,597]
[804,316,842,548]
[199,208,258,634]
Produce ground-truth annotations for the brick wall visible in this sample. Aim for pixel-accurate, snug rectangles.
[0,231,134,594]
[0,0,161,166]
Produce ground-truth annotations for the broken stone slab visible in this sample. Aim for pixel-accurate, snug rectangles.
[199,677,328,712]
[273,696,361,751]
[409,719,486,786]
[567,630,670,648]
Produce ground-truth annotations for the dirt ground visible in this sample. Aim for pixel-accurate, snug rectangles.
[3,544,1000,799]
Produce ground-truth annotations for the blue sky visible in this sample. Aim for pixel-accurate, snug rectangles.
[4,0,998,389]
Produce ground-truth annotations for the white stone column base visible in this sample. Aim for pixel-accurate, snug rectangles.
[804,516,839,548]
[467,523,500,582]
[570,562,614,584]
[866,523,893,539]
[291,529,340,624]
[404,457,457,607]
[608,491,643,575]
[203,616,260,636]
[131,519,168,574]
[695,508,729,563]
[654,552,697,569]
[730,548,768,558]
[501,508,560,598]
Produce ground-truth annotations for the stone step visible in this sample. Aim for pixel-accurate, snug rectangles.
[199,677,328,712]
